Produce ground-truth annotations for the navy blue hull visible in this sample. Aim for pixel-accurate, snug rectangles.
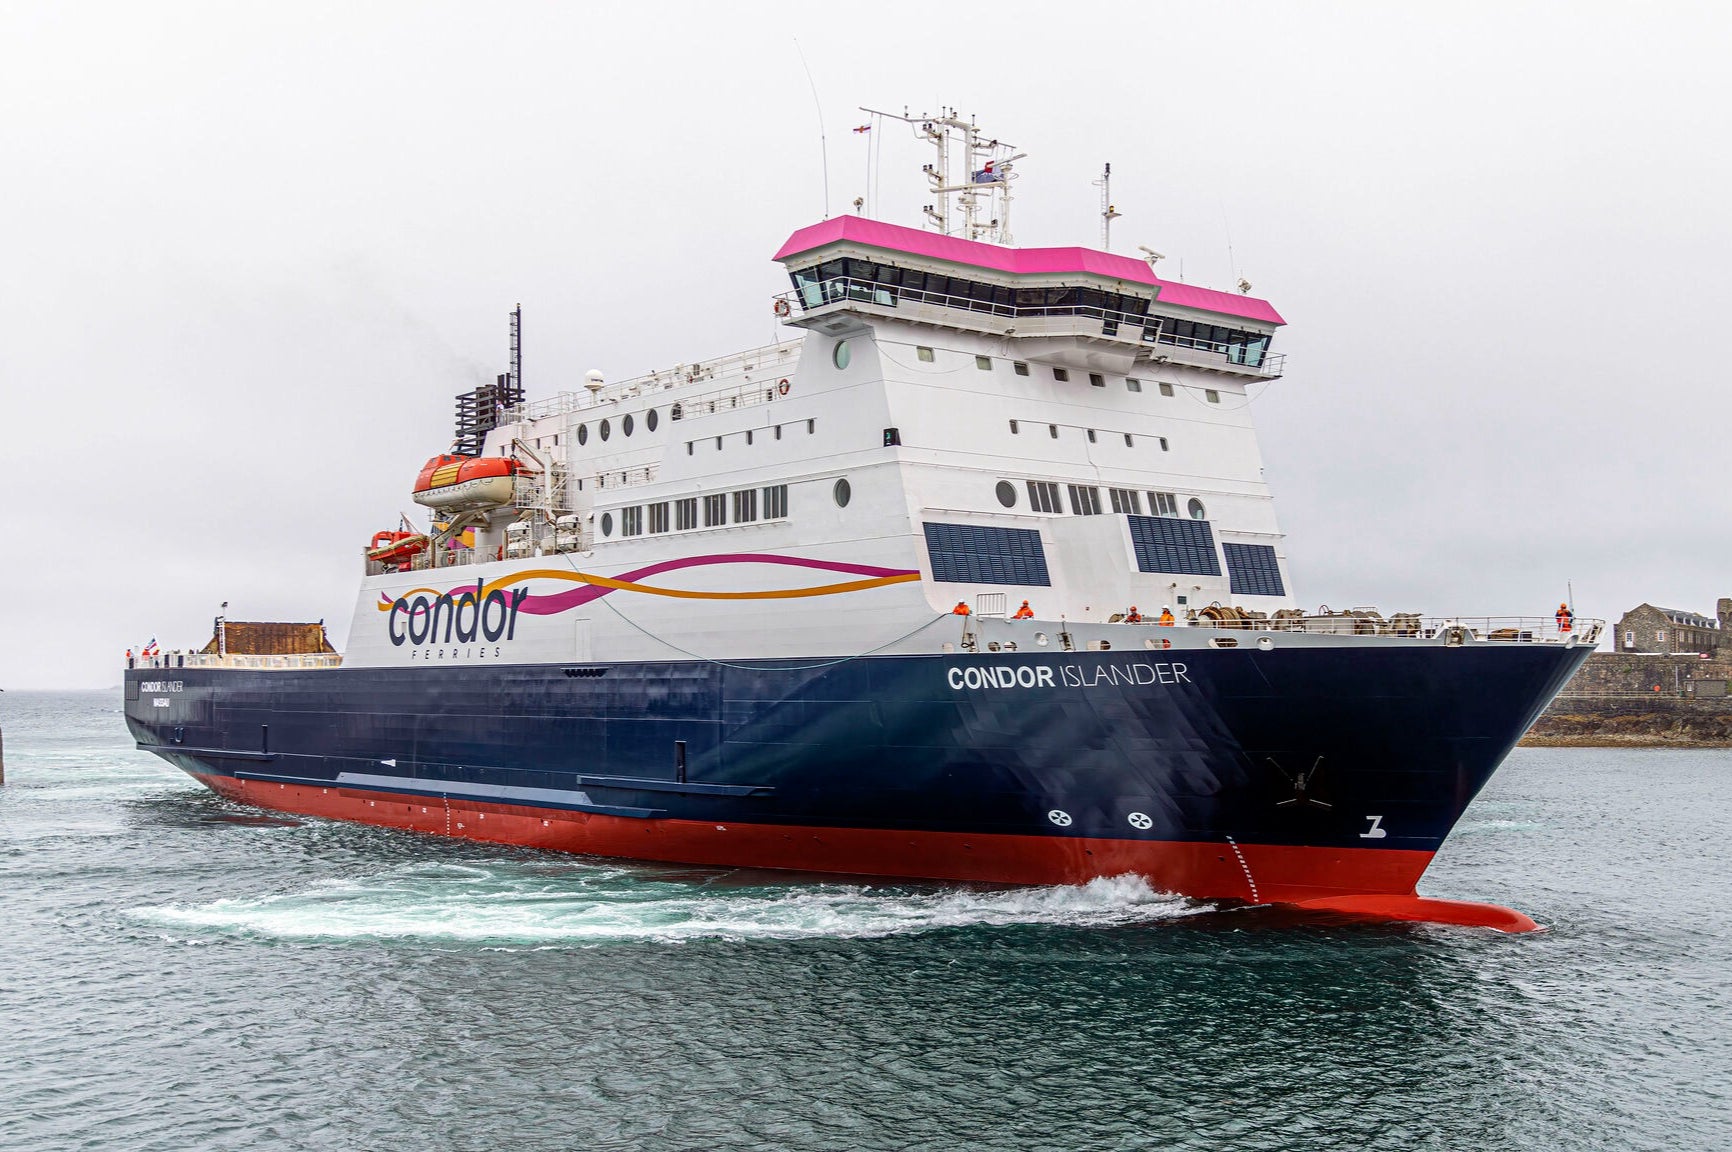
[125,644,1588,869]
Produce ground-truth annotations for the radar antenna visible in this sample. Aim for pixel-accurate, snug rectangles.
[859,106,1023,244]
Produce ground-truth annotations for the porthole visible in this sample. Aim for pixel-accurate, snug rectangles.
[646,408,658,432]
[622,413,634,436]
[576,424,588,445]
[600,512,614,537]
[833,478,852,507]
[599,419,611,441]
[995,480,1017,508]
[833,340,851,370]
[1188,498,1206,520]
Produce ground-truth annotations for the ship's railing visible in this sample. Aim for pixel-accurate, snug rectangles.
[775,278,1285,377]
[1173,613,1603,644]
[593,464,659,489]
[137,651,343,670]
[501,341,802,422]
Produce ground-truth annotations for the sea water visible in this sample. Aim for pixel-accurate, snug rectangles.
[1,690,1728,1151]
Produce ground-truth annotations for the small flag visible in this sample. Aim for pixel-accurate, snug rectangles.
[852,124,871,134]
[971,161,997,184]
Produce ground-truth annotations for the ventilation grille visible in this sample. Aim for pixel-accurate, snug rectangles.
[923,522,1051,586]
[1224,543,1285,597]
[1127,515,1221,576]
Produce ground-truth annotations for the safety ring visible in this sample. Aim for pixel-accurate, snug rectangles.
[773,298,792,318]
[777,379,791,396]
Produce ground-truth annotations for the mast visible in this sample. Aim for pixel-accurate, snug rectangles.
[860,106,1025,245]
[1095,162,1122,251]
[509,303,522,392]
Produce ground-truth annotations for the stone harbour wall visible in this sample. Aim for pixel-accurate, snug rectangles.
[1521,652,1732,747]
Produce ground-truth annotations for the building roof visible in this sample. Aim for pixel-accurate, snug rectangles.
[1632,604,1717,630]
[201,621,336,656]
[773,215,1286,327]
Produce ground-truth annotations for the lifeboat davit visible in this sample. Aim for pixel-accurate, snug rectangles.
[412,454,519,511]
[367,530,427,565]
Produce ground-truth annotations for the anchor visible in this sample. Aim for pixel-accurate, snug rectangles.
[1268,755,1332,810]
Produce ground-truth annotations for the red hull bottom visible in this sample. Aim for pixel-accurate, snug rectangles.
[195,773,1536,932]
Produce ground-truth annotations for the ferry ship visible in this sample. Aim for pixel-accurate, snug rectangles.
[124,110,1596,930]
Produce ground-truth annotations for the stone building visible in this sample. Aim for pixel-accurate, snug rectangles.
[1614,604,1719,655]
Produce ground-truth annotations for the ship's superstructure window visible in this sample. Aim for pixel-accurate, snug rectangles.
[733,489,758,523]
[647,409,659,431]
[746,430,754,445]
[704,494,726,527]
[1128,515,1221,576]
[1087,429,1097,443]
[789,260,1152,326]
[917,346,935,361]
[1159,437,1169,451]
[1067,485,1102,515]
[833,478,851,507]
[1052,368,1070,382]
[600,512,614,537]
[676,498,698,530]
[975,355,992,370]
[1124,434,1135,447]
[1157,317,1272,367]
[686,441,693,455]
[1188,498,1207,520]
[1126,378,1142,393]
[1224,543,1285,597]
[833,340,852,370]
[648,502,670,534]
[577,424,588,445]
[1149,491,1178,516]
[1026,481,1061,513]
[775,425,782,440]
[995,481,1017,508]
[1048,424,1059,438]
[1206,389,1220,404]
[1159,382,1175,397]
[599,419,611,441]
[1013,361,1029,376]
[621,506,643,536]
[1009,420,1019,434]
[924,523,1052,586]
[807,419,816,433]
[1109,487,1142,515]
[763,484,788,519]
[623,414,635,436]
[1089,373,1105,388]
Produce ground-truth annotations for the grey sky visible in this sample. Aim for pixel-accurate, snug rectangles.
[4,1,1728,688]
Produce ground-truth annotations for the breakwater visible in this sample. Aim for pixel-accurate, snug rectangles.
[1523,653,1732,747]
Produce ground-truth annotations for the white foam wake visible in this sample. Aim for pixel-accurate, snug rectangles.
[131,865,1198,945]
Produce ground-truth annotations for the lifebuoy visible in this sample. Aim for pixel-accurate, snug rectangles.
[777,379,790,396]
[773,299,792,318]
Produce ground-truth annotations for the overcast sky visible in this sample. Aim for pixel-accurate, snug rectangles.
[4,1,1728,688]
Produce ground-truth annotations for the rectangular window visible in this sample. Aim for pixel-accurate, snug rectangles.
[1048,424,1059,439]
[1126,378,1143,393]
[1013,361,1030,376]
[1657,630,1666,643]
[923,522,1051,586]
[975,355,992,370]
[686,441,693,456]
[1124,433,1134,447]
[621,506,644,537]
[1108,487,1142,515]
[704,493,727,527]
[1159,382,1175,397]
[648,502,670,534]
[1224,542,1285,597]
[1158,437,1169,451]
[1128,515,1221,576]
[746,429,754,445]
[775,425,782,440]
[1009,419,1019,434]
[1625,630,1633,648]
[1052,368,1070,382]
[917,346,935,362]
[1026,480,1062,513]
[1067,484,1102,515]
[807,419,816,433]
[1089,373,1105,388]
[1086,429,1097,443]
[762,484,788,519]
[1149,491,1178,517]
[733,488,758,523]
[1206,389,1220,403]
[675,497,698,530]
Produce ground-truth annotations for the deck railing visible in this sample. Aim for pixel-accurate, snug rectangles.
[1172,614,1603,644]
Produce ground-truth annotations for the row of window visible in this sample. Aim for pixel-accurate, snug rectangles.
[998,479,1204,521]
[921,519,1284,596]
[918,347,1219,402]
[600,484,794,539]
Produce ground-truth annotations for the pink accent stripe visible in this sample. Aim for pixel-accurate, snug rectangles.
[516,552,918,615]
[773,215,1284,326]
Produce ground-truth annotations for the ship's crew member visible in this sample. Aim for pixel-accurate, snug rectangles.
[1556,603,1573,633]
[1013,600,1034,619]
[125,648,134,668]
[1158,606,1176,626]
[952,601,971,616]
[1125,606,1143,624]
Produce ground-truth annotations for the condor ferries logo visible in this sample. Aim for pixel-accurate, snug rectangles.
[385,580,529,659]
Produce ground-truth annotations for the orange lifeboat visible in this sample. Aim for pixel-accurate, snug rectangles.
[367,530,427,566]
[411,454,519,511]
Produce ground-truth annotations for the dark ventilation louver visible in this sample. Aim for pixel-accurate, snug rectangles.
[1223,543,1286,597]
[1126,515,1221,576]
[923,523,1051,586]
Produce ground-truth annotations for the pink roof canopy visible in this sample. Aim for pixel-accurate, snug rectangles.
[774,215,1284,326]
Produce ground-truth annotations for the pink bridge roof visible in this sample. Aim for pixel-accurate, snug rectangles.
[774,215,1284,326]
